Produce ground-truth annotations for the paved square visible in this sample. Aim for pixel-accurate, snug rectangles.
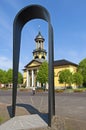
[0,89,86,129]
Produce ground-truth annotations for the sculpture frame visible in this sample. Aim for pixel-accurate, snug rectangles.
[12,4,55,126]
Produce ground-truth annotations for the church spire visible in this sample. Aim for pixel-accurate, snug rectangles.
[35,31,45,49]
[33,31,47,60]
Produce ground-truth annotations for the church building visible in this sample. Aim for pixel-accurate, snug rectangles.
[23,31,78,89]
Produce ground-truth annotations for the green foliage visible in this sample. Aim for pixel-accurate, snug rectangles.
[55,89,64,93]
[6,69,13,83]
[59,69,73,87]
[0,69,3,83]
[36,61,48,84]
[36,87,44,92]
[73,88,84,92]
[0,69,7,84]
[73,72,83,86]
[0,68,23,84]
[18,72,23,84]
[78,58,86,85]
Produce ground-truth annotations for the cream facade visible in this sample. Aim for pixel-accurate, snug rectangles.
[54,63,77,88]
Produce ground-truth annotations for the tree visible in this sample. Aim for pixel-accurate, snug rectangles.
[18,72,23,84]
[6,69,13,83]
[2,70,8,84]
[59,69,73,87]
[0,68,23,85]
[36,61,48,86]
[73,72,83,87]
[0,69,4,83]
[78,58,86,86]
[0,69,7,84]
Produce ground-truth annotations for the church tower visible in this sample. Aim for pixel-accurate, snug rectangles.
[33,31,47,60]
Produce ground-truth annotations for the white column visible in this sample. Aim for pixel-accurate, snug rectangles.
[32,70,34,87]
[46,83,48,90]
[37,82,39,87]
[36,69,39,87]
[26,70,29,88]
[28,71,30,87]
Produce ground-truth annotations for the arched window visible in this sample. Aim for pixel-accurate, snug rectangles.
[57,71,61,77]
[35,56,39,59]
[41,56,45,59]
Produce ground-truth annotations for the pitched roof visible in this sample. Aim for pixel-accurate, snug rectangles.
[24,59,78,69]
[24,59,46,68]
[54,59,78,67]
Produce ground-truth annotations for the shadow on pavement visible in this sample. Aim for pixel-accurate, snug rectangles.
[7,106,12,118]
[7,103,48,124]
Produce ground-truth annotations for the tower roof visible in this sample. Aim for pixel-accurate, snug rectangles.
[35,31,45,41]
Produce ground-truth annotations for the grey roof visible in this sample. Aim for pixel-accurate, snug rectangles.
[54,59,78,67]
[24,59,78,69]
[35,31,45,41]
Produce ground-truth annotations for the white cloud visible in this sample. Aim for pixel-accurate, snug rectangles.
[0,56,24,73]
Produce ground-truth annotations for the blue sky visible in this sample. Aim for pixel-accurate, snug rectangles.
[0,0,86,72]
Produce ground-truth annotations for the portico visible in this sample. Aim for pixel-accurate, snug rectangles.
[26,68,39,87]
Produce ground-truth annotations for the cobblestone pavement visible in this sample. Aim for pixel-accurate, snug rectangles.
[0,89,86,129]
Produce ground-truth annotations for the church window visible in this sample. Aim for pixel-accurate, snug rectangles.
[41,56,45,59]
[35,56,39,59]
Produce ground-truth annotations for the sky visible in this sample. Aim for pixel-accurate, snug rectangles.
[0,0,86,72]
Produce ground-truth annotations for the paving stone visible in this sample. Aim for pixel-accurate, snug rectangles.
[0,114,48,130]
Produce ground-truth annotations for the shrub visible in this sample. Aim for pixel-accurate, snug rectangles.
[36,87,44,92]
[19,88,29,92]
[1,87,9,90]
[73,89,84,92]
[55,89,64,93]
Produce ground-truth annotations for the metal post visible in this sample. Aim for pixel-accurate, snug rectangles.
[48,24,55,126]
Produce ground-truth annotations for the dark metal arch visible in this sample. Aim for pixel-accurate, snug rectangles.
[12,4,55,126]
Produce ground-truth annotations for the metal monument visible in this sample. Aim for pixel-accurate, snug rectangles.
[12,4,55,126]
